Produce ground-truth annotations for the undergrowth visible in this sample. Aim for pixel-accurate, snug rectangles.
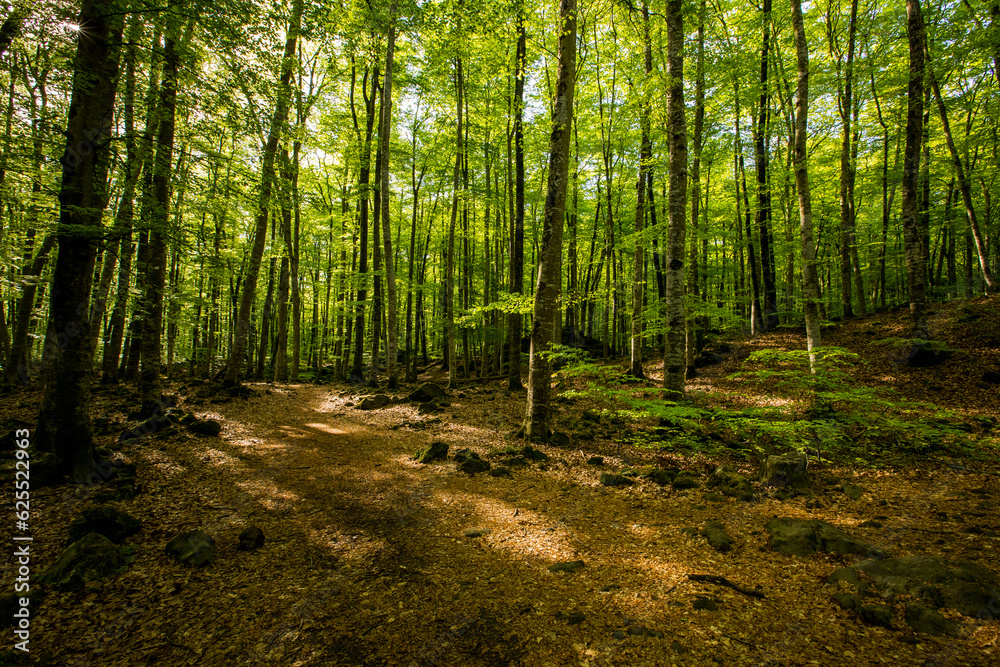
[555,346,992,468]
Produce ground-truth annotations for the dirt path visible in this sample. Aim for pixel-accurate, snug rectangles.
[13,381,1000,666]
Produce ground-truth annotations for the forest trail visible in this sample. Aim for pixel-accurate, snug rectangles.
[15,360,999,666]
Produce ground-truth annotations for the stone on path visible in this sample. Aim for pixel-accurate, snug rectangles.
[700,520,735,553]
[408,382,446,403]
[238,526,265,551]
[165,530,217,566]
[39,533,125,590]
[759,452,809,489]
[355,394,391,410]
[766,517,885,557]
[454,448,490,474]
[414,440,449,464]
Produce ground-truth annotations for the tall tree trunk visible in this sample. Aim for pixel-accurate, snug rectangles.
[755,0,778,330]
[35,0,125,481]
[524,0,575,440]
[352,63,378,381]
[901,0,930,353]
[686,0,705,374]
[927,66,995,292]
[446,56,463,387]
[138,12,183,418]
[223,0,301,386]
[662,0,688,398]
[791,0,822,368]
[381,5,399,389]
[508,5,526,391]
[629,0,653,379]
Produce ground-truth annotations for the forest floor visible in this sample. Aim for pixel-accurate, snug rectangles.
[3,295,1000,666]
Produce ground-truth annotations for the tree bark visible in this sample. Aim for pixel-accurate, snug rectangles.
[791,0,822,368]
[524,0,575,440]
[508,5,526,391]
[380,4,399,389]
[35,0,125,481]
[662,0,688,399]
[901,0,929,349]
[138,12,183,418]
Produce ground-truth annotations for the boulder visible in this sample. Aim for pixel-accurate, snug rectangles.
[165,530,217,566]
[671,473,700,490]
[188,419,222,437]
[904,603,962,637]
[68,506,141,544]
[700,520,735,553]
[39,533,125,590]
[827,556,998,618]
[238,526,265,551]
[355,394,391,410]
[759,452,809,489]
[709,465,754,499]
[454,448,490,474]
[859,604,893,628]
[587,456,604,466]
[408,382,447,403]
[600,473,633,487]
[414,441,449,464]
[549,431,571,447]
[488,467,512,478]
[765,517,885,557]
[417,400,438,414]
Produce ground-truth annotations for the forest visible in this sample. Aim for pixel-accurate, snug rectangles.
[0,0,999,664]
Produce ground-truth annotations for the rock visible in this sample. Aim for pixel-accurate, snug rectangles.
[671,473,700,490]
[464,528,487,538]
[638,468,676,485]
[827,556,998,618]
[521,445,549,461]
[671,640,688,654]
[488,467,512,478]
[832,593,862,612]
[188,419,222,437]
[454,448,490,474]
[612,630,626,640]
[759,452,809,489]
[565,611,586,625]
[703,493,726,503]
[701,520,735,553]
[587,456,604,466]
[180,413,198,426]
[355,394,391,410]
[500,455,529,467]
[709,465,754,499]
[550,431,571,446]
[39,533,125,590]
[600,473,633,487]
[548,560,585,573]
[417,400,439,414]
[414,441,449,463]
[165,530,217,566]
[904,603,962,637]
[843,483,864,501]
[238,526,265,551]
[859,604,893,628]
[68,506,141,544]
[681,527,700,538]
[693,597,719,611]
[408,382,447,403]
[765,517,885,557]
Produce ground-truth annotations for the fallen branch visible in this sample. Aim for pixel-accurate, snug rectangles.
[687,573,765,599]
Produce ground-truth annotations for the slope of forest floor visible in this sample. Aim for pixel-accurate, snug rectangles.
[2,296,1000,666]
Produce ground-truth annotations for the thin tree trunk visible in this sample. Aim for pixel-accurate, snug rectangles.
[508,5,526,391]
[223,0,301,386]
[381,5,399,389]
